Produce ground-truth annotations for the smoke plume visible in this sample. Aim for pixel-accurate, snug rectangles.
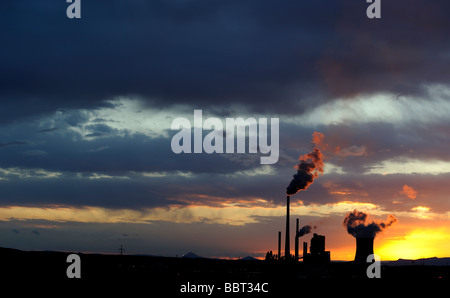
[297,225,312,237]
[400,184,417,200]
[343,210,398,238]
[286,132,325,195]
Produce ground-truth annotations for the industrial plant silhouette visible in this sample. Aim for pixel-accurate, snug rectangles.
[267,196,331,265]
[1,136,448,283]
[1,194,448,283]
[1,136,448,285]
[266,195,374,268]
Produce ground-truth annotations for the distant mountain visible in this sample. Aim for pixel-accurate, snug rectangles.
[181,252,204,259]
[241,256,260,261]
[383,257,450,266]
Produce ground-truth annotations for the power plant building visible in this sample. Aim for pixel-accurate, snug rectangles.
[303,233,330,265]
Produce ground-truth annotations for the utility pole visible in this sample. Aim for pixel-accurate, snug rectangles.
[119,244,125,256]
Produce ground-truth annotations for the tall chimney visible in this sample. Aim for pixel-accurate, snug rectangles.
[285,196,290,260]
[354,237,374,264]
[295,218,299,261]
[303,241,307,259]
[278,231,281,260]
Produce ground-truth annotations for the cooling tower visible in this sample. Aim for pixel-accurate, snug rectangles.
[354,237,374,264]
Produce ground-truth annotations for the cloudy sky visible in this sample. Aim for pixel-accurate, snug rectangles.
[1,0,449,260]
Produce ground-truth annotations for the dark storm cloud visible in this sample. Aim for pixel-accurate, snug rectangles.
[0,140,30,147]
[1,0,450,123]
[0,166,284,209]
[1,161,448,215]
[1,110,450,211]
[0,130,263,175]
[281,119,450,174]
[0,106,289,175]
[37,127,58,133]
[0,0,449,215]
[0,173,168,208]
[319,172,450,214]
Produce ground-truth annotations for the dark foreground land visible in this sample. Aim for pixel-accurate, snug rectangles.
[0,247,448,293]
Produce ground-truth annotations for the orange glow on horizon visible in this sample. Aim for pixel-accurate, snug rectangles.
[1,203,449,260]
[332,225,450,261]
[281,221,450,262]
[376,227,450,260]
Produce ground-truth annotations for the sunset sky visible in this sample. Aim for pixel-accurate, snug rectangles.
[1,0,449,261]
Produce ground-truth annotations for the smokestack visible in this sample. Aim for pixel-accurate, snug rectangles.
[295,218,299,261]
[285,133,325,261]
[303,241,307,258]
[354,237,374,264]
[278,231,281,261]
[285,196,290,260]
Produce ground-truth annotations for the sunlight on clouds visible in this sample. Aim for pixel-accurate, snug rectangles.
[0,206,147,224]
[285,93,399,126]
[322,180,368,197]
[285,84,450,126]
[44,86,450,142]
[308,201,379,215]
[88,173,130,180]
[42,97,192,140]
[367,158,450,175]
[0,167,62,179]
[410,206,431,219]
[0,201,382,227]
[0,205,284,226]
[323,163,345,174]
[411,206,430,212]
[85,97,179,138]
[169,194,271,208]
[146,205,283,225]
[0,200,446,227]
[140,171,194,178]
[227,165,275,177]
[394,207,448,221]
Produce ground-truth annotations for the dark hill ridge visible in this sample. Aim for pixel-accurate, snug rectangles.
[0,247,448,281]
[181,252,203,259]
[383,257,450,266]
[241,256,260,261]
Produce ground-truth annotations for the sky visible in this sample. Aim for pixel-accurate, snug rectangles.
[0,0,450,261]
